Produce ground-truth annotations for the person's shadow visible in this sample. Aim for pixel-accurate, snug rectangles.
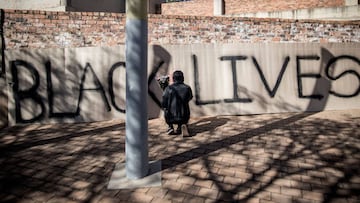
[148,45,172,119]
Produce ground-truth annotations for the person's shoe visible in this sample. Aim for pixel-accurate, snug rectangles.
[167,127,175,135]
[181,124,189,137]
[175,126,181,135]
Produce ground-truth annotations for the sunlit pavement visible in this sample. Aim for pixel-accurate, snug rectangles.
[0,109,359,203]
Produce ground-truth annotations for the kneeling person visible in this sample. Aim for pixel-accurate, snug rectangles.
[162,70,193,136]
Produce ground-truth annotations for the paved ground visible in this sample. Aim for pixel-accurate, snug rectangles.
[0,109,359,203]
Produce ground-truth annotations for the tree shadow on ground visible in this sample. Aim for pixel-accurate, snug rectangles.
[0,120,126,202]
[161,112,360,202]
[0,122,125,156]
[0,112,359,203]
[188,117,229,137]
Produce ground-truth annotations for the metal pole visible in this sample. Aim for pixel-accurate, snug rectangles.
[213,0,224,16]
[125,0,149,180]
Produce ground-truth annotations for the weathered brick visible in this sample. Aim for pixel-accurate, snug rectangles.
[194,180,214,189]
[280,187,302,197]
[130,192,154,203]
[180,184,201,195]
[2,9,359,49]
[177,176,196,185]
[302,190,324,201]
[198,188,219,199]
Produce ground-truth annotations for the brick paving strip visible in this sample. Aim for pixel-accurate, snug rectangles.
[0,110,359,203]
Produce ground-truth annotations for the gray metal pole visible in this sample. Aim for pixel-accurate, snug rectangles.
[125,0,149,180]
[214,0,224,16]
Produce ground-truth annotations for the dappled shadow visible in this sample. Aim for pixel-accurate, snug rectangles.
[0,111,359,202]
[161,112,360,202]
[161,112,315,171]
[188,117,229,137]
[0,122,125,156]
[0,119,127,202]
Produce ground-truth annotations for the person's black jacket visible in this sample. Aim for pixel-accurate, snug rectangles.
[162,82,193,124]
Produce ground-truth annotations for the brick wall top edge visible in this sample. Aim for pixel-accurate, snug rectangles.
[3,9,126,17]
[3,10,358,25]
[148,14,360,24]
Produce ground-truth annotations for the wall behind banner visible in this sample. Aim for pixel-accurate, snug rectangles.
[0,9,359,126]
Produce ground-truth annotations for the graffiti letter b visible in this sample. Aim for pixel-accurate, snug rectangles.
[10,60,45,123]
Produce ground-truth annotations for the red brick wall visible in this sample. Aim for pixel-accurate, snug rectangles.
[224,0,345,14]
[3,10,359,49]
[4,10,126,49]
[149,15,360,44]
[161,0,213,16]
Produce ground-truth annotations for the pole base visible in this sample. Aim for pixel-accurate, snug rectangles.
[107,160,161,189]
